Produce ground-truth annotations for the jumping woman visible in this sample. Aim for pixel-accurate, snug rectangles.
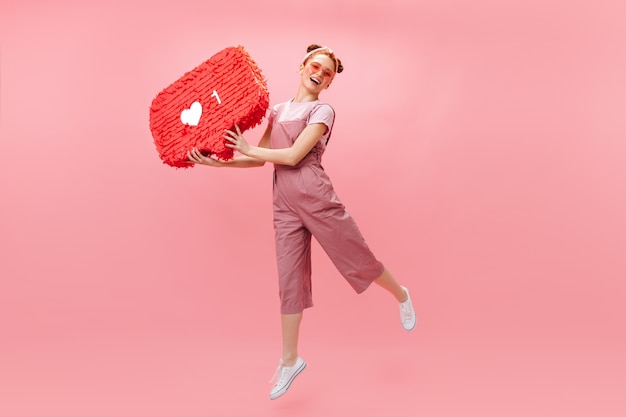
[188,44,416,400]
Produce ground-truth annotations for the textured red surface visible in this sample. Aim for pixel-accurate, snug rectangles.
[149,46,269,167]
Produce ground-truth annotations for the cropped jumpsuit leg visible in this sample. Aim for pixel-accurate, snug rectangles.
[271,104,385,314]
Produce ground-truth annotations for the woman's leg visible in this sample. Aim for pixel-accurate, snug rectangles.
[270,312,307,400]
[373,268,408,302]
[281,312,303,366]
[374,268,416,331]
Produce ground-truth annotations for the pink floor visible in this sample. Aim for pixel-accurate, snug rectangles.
[2,282,624,417]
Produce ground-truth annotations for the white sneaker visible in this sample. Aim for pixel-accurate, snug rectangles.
[269,357,306,400]
[399,286,416,331]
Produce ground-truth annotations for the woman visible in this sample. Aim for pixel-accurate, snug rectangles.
[188,44,416,400]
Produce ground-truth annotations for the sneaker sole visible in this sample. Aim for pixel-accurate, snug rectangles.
[269,361,307,400]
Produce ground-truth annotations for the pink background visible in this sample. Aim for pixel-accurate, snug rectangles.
[1,0,625,416]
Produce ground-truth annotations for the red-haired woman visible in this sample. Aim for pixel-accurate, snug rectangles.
[188,44,416,400]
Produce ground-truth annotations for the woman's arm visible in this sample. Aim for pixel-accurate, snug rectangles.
[225,123,326,167]
[187,125,272,168]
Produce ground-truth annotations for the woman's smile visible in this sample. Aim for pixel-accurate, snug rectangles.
[301,56,335,90]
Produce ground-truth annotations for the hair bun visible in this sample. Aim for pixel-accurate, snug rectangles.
[336,59,344,74]
[307,44,323,53]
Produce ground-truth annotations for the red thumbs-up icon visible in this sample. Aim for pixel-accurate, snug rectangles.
[149,46,270,168]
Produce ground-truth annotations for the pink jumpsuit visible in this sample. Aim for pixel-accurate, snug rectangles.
[270,100,385,314]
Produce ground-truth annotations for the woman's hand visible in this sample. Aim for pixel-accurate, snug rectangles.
[224,125,251,156]
[187,148,224,167]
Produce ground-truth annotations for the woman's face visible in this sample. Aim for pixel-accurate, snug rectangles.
[299,54,336,91]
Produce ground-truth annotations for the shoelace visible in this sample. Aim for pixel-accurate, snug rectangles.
[400,300,413,320]
[269,360,284,385]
